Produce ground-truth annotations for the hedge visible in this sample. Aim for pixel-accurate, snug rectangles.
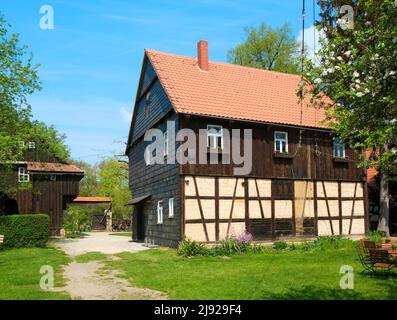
[0,214,49,249]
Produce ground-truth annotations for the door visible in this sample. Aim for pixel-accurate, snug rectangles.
[135,205,145,241]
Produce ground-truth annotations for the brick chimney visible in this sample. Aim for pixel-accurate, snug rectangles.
[197,40,209,71]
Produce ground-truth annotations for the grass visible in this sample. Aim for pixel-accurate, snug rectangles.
[106,248,397,300]
[109,232,132,237]
[74,251,108,263]
[0,247,70,300]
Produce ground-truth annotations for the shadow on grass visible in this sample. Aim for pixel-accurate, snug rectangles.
[260,286,368,300]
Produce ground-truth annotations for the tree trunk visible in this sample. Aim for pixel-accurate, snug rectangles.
[377,170,390,236]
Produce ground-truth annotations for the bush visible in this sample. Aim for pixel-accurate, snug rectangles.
[0,214,49,249]
[273,241,289,250]
[177,238,210,257]
[367,230,385,243]
[63,206,90,233]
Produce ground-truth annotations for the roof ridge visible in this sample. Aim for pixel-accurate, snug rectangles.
[145,48,302,78]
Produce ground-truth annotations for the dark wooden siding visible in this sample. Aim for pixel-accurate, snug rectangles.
[180,115,365,181]
[0,167,82,236]
[128,112,181,247]
[131,60,173,143]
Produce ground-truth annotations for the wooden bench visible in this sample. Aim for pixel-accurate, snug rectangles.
[355,244,397,273]
[368,249,397,272]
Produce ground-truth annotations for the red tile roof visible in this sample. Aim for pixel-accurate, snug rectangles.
[145,49,328,129]
[27,162,84,174]
[73,197,112,203]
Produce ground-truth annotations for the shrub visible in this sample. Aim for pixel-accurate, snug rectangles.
[177,238,210,257]
[0,214,49,249]
[63,206,90,233]
[273,241,289,250]
[367,230,384,243]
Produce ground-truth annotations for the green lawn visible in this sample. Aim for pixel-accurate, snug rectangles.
[109,232,132,237]
[0,247,70,300]
[106,248,397,300]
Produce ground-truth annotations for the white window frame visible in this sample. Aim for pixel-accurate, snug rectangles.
[333,138,345,159]
[168,198,174,218]
[18,167,30,183]
[157,201,163,224]
[274,131,288,153]
[164,130,169,157]
[207,125,223,149]
[28,142,36,150]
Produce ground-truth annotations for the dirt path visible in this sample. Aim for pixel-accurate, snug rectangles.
[51,232,166,300]
[59,260,166,300]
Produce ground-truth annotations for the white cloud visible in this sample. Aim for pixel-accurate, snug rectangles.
[297,25,324,61]
[121,107,133,123]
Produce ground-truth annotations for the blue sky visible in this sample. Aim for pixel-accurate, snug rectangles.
[1,0,319,164]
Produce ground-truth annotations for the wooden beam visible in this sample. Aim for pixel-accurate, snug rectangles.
[348,182,358,235]
[192,176,209,242]
[226,178,238,238]
[321,181,334,235]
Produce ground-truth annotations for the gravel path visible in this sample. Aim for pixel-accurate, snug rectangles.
[59,261,165,300]
[51,232,149,256]
[51,232,166,300]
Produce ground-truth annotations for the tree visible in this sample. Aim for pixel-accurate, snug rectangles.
[301,0,397,235]
[228,22,302,74]
[96,158,130,220]
[0,13,69,194]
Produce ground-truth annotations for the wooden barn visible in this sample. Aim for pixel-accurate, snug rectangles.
[0,143,84,236]
[126,40,369,247]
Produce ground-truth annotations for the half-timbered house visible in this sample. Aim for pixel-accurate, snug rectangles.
[126,40,369,247]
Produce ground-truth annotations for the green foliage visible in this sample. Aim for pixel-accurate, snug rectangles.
[71,157,131,220]
[228,22,302,74]
[63,206,90,233]
[367,230,385,243]
[302,0,397,178]
[0,13,70,193]
[177,238,210,257]
[0,214,49,249]
[64,233,83,239]
[273,241,289,250]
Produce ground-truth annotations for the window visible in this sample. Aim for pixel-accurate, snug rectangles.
[18,141,25,148]
[333,138,345,159]
[157,201,163,224]
[207,125,223,149]
[28,142,36,150]
[274,131,288,153]
[145,91,151,116]
[164,130,169,156]
[18,167,29,183]
[168,198,174,218]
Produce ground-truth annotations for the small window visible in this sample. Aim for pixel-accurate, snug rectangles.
[168,198,174,218]
[157,201,163,224]
[333,138,345,159]
[164,130,169,157]
[274,131,288,153]
[207,125,223,149]
[18,167,30,183]
[28,142,36,150]
[145,91,151,116]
